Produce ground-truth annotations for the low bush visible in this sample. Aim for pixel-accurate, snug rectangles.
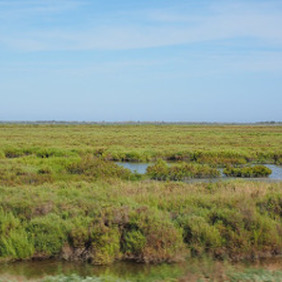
[66,156,132,180]
[0,210,34,259]
[146,160,220,181]
[223,165,272,177]
[0,180,281,264]
[27,214,69,257]
[68,206,184,264]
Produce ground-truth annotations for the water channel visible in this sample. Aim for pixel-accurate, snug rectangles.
[116,162,282,181]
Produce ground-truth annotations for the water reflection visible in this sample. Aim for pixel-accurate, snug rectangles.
[0,257,281,281]
[116,162,152,174]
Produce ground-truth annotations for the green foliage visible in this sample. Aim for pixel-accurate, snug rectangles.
[68,217,92,248]
[257,193,282,219]
[147,161,220,181]
[146,159,169,180]
[0,210,34,259]
[27,214,69,256]
[66,156,132,180]
[126,207,185,263]
[177,215,222,255]
[122,229,146,255]
[90,226,121,265]
[0,124,281,165]
[0,124,281,266]
[0,228,34,259]
[223,165,272,177]
[37,167,52,175]
[0,181,280,263]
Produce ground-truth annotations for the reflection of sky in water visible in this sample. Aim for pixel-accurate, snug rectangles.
[116,162,151,174]
[116,162,282,180]
[264,164,282,179]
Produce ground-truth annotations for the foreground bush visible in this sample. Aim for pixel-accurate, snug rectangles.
[64,206,185,264]
[0,181,281,264]
[146,160,220,181]
[223,165,272,177]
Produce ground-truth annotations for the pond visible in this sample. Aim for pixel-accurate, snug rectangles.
[116,162,282,181]
[0,257,281,281]
[116,162,152,175]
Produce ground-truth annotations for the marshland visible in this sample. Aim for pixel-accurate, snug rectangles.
[0,124,281,281]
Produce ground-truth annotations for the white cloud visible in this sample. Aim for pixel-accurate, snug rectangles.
[0,1,282,51]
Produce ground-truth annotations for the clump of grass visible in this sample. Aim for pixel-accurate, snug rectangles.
[66,156,133,180]
[0,210,34,259]
[223,165,272,177]
[0,163,54,186]
[27,213,69,257]
[146,160,220,181]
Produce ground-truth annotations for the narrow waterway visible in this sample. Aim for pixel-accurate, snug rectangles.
[116,162,282,181]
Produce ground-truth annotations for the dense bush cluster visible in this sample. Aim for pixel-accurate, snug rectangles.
[0,156,135,186]
[223,165,272,177]
[0,201,184,264]
[146,160,220,181]
[0,181,281,264]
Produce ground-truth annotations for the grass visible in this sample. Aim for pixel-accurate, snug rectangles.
[0,124,281,165]
[0,124,281,267]
[146,159,220,180]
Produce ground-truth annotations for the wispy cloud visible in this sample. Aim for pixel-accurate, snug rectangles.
[0,1,282,52]
[0,0,84,13]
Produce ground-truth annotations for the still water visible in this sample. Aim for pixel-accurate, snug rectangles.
[0,257,281,281]
[116,162,282,181]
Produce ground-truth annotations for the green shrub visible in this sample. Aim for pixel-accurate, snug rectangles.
[27,214,69,256]
[0,228,34,259]
[66,156,132,180]
[0,210,34,259]
[146,159,169,180]
[68,217,92,248]
[122,229,147,255]
[90,224,121,265]
[256,194,282,219]
[146,161,220,181]
[127,207,185,263]
[177,215,222,255]
[223,165,272,177]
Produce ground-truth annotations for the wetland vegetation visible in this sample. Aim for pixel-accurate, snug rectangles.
[0,124,281,280]
[0,124,281,165]
[223,165,272,178]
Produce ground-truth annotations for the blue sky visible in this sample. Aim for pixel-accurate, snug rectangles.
[0,0,282,122]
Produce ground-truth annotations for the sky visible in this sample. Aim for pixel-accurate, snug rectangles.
[0,0,282,122]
